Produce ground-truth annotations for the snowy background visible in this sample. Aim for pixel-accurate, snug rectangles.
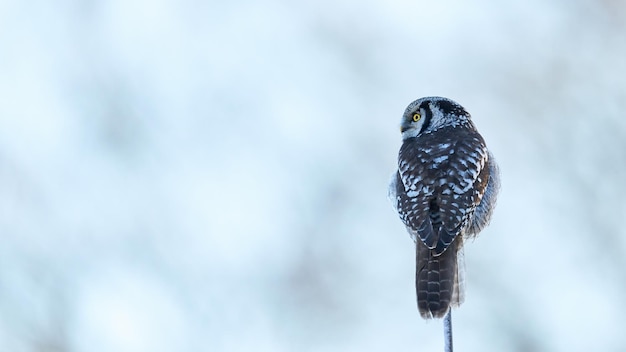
[1,0,626,351]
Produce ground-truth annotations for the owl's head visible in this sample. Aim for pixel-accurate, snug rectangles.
[400,96,471,140]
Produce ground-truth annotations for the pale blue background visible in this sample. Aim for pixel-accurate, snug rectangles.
[1,0,625,351]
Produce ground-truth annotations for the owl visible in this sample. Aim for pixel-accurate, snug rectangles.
[389,96,500,319]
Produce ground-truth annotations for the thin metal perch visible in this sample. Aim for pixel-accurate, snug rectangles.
[443,310,453,352]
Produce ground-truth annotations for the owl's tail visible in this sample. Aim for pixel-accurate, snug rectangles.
[416,238,464,319]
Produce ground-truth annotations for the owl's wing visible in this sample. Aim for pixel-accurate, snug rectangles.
[396,142,443,249]
[435,136,489,255]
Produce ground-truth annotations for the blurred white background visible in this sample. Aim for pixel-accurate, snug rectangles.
[1,0,626,351]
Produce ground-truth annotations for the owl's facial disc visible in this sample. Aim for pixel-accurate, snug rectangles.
[400,106,428,139]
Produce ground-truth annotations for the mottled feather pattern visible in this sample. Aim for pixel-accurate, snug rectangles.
[397,122,488,255]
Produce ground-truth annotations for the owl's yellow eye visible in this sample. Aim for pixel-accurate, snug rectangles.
[412,113,421,122]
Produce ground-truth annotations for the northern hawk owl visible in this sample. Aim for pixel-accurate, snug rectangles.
[389,96,500,319]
